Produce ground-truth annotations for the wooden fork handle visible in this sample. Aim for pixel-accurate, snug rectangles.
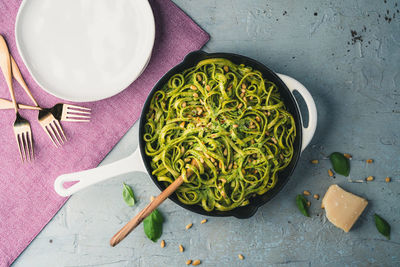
[10,56,39,107]
[110,169,194,247]
[0,35,18,112]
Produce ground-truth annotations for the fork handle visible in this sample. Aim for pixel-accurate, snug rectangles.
[0,98,41,110]
[10,56,39,107]
[0,35,18,112]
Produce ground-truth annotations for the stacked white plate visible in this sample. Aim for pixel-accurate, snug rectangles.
[15,0,155,102]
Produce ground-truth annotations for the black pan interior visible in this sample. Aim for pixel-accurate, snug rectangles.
[139,51,302,218]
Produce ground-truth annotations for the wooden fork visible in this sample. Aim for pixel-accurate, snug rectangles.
[0,98,91,122]
[0,35,33,161]
[10,55,67,147]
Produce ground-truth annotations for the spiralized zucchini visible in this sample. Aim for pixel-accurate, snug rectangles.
[144,58,296,212]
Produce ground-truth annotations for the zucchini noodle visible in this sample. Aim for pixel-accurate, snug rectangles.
[144,58,296,212]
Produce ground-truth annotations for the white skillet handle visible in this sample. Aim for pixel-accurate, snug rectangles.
[277,74,317,152]
[54,147,146,197]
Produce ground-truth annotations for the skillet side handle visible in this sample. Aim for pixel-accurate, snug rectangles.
[54,147,146,197]
[277,74,317,152]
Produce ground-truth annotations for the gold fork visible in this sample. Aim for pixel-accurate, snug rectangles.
[10,55,67,147]
[0,35,33,161]
[0,98,91,122]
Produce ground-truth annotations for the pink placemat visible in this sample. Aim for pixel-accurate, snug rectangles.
[0,0,209,265]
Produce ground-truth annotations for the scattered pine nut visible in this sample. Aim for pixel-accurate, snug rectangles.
[205,85,211,91]
[228,163,233,170]
[238,254,244,260]
[185,223,193,230]
[184,158,191,162]
[307,201,311,207]
[192,260,201,266]
[241,83,247,89]
[193,93,199,98]
[197,74,202,81]
[186,260,192,265]
[223,65,229,72]
[182,102,187,108]
[313,194,319,200]
[366,159,373,164]
[271,137,277,144]
[180,121,185,128]
[311,160,319,164]
[223,148,228,156]
[200,219,207,224]
[385,177,391,183]
[303,190,311,196]
[190,85,197,90]
[343,153,352,159]
[199,157,204,163]
[179,244,184,252]
[160,240,165,248]
[233,124,239,128]
[328,169,334,177]
[238,103,243,109]
[255,116,260,122]
[181,147,185,154]
[366,176,374,181]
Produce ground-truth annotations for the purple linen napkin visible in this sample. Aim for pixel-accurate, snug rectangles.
[0,0,209,265]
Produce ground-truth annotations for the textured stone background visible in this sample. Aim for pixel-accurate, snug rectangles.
[13,0,399,266]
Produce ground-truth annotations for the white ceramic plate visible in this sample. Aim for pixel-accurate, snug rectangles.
[15,0,155,102]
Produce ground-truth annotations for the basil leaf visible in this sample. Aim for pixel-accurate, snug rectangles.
[296,194,309,217]
[329,152,350,176]
[374,214,390,240]
[143,209,164,242]
[122,183,135,207]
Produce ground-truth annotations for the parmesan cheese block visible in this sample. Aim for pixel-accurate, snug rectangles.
[321,184,368,232]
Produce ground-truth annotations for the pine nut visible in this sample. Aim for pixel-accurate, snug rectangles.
[385,177,391,183]
[200,219,207,224]
[190,85,197,90]
[313,194,319,200]
[223,65,229,72]
[343,153,352,159]
[205,85,211,91]
[160,240,165,248]
[238,103,243,109]
[328,169,334,177]
[366,176,374,181]
[307,201,311,207]
[180,121,185,128]
[241,83,247,89]
[192,260,201,266]
[238,254,244,260]
[223,148,228,156]
[303,190,311,196]
[186,260,192,265]
[311,160,319,164]
[193,93,199,98]
[197,74,202,81]
[185,223,193,230]
[366,159,373,163]
[233,124,239,128]
[179,244,184,252]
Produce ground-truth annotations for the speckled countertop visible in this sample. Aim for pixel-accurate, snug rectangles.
[13,0,400,266]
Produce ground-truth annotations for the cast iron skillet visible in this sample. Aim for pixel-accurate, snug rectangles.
[140,51,302,219]
[54,51,317,219]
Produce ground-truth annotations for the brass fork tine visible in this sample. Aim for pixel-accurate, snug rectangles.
[44,125,59,147]
[27,130,34,160]
[64,118,91,122]
[22,131,31,161]
[16,134,25,162]
[66,104,91,111]
[67,114,91,119]
[54,120,67,142]
[67,108,91,115]
[51,121,65,144]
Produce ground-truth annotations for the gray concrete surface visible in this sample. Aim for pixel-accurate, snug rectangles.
[13,0,400,266]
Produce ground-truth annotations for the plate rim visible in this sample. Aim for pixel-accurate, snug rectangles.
[14,0,156,102]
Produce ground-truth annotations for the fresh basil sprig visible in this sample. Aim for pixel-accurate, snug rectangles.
[143,209,164,242]
[374,214,391,240]
[329,152,350,176]
[122,183,136,207]
[296,194,309,217]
